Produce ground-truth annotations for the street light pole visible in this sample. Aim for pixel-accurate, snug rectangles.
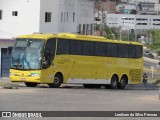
[121,17,125,40]
[135,16,137,41]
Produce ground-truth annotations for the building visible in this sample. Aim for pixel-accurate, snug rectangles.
[138,2,157,15]
[0,39,14,78]
[106,13,160,34]
[116,3,136,14]
[0,0,94,38]
[0,0,94,78]
[120,0,159,4]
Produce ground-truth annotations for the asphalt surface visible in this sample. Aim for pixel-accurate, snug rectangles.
[0,57,160,120]
[0,82,160,120]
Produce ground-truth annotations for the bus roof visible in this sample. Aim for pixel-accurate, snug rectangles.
[16,33,142,46]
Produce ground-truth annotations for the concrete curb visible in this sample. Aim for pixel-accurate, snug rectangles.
[0,79,19,89]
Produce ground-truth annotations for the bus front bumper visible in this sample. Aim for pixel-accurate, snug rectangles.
[10,70,41,83]
[10,75,41,83]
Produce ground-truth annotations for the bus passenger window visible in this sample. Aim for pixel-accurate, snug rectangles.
[70,40,82,55]
[128,45,136,58]
[83,41,94,56]
[107,43,117,57]
[95,42,106,56]
[136,46,143,58]
[117,44,128,58]
[57,39,69,55]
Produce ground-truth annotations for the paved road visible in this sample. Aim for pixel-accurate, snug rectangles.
[0,82,160,120]
[0,57,159,120]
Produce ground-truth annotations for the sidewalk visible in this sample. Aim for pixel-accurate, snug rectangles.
[0,78,20,89]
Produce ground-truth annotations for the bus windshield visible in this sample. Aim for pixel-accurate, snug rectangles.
[11,39,45,70]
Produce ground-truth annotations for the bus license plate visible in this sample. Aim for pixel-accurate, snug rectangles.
[20,78,26,81]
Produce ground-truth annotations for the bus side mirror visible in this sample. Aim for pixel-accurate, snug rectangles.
[7,46,13,55]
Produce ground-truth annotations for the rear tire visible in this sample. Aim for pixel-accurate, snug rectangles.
[48,74,63,88]
[25,82,38,87]
[110,75,118,89]
[117,76,127,89]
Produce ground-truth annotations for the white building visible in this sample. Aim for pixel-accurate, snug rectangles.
[0,0,94,78]
[121,0,159,4]
[116,3,136,13]
[106,14,160,30]
[0,0,94,39]
[154,4,160,14]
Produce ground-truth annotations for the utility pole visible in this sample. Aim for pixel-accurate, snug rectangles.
[100,1,103,36]
[100,1,106,36]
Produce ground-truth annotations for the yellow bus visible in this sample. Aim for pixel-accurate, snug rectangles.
[9,33,143,89]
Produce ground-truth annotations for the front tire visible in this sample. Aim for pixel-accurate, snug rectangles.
[25,82,38,87]
[48,74,63,88]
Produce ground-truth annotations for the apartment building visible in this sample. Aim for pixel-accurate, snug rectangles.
[0,0,94,78]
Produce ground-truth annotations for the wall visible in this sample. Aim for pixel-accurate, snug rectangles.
[0,0,41,39]
[106,14,160,30]
[39,0,59,33]
[0,40,14,78]
[121,0,159,4]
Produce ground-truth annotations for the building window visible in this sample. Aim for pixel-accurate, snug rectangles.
[45,12,51,22]
[73,12,75,22]
[61,12,63,23]
[0,10,2,20]
[67,12,68,22]
[64,12,66,22]
[12,11,18,16]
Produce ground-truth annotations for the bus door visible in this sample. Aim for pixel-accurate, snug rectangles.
[40,38,56,83]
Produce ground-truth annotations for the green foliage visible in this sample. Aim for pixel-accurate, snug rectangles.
[150,43,160,50]
[156,49,160,56]
[147,29,160,50]
[94,23,100,30]
[105,27,114,39]
[105,27,136,41]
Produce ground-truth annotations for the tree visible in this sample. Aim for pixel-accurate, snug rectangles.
[147,29,160,50]
[105,27,114,39]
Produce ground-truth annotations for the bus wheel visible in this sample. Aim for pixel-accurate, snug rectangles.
[25,82,38,87]
[48,74,62,88]
[117,76,127,89]
[110,75,118,89]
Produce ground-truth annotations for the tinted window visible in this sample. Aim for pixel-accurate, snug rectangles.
[117,44,128,58]
[83,41,94,56]
[45,39,56,57]
[128,45,136,58]
[95,42,106,56]
[45,38,56,67]
[136,45,143,58]
[57,39,69,55]
[107,43,117,57]
[70,40,82,55]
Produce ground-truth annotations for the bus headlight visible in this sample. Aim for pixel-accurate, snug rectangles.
[10,72,16,76]
[31,73,40,77]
